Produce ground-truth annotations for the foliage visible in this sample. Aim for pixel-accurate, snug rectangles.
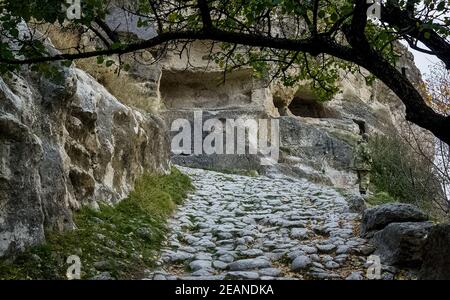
[0,167,194,280]
[369,134,447,218]
[0,0,448,102]
[423,62,450,114]
[367,191,398,206]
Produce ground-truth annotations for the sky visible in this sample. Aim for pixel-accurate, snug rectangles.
[410,46,441,77]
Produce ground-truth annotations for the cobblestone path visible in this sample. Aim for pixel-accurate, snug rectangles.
[147,167,372,280]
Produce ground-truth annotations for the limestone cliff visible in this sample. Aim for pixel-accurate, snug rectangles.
[0,64,170,257]
[151,40,433,189]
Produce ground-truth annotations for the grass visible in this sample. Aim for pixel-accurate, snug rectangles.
[366,191,397,206]
[0,167,193,280]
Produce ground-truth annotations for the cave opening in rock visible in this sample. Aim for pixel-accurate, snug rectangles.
[159,69,253,109]
[288,93,337,118]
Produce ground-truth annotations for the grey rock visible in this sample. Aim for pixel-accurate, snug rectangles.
[195,253,213,260]
[189,260,212,271]
[346,271,364,280]
[357,244,375,255]
[287,250,306,260]
[372,222,433,267]
[258,268,282,277]
[321,255,334,262]
[300,245,318,254]
[191,269,213,276]
[420,224,450,280]
[226,271,260,280]
[218,253,235,263]
[240,249,264,257]
[334,254,348,264]
[228,258,271,271]
[316,244,336,253]
[290,228,310,239]
[181,275,226,280]
[346,194,367,214]
[324,261,340,269]
[153,274,167,280]
[361,203,428,235]
[309,254,321,262]
[212,260,228,270]
[336,245,351,254]
[308,271,340,279]
[291,255,311,271]
[170,251,195,262]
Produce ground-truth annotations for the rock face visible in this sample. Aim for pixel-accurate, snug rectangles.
[150,40,434,191]
[419,225,450,280]
[361,203,429,236]
[0,65,169,257]
[99,6,434,192]
[371,222,433,267]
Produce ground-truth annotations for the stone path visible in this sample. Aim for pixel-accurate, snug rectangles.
[146,167,374,280]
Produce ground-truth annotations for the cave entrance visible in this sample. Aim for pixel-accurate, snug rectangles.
[288,93,337,118]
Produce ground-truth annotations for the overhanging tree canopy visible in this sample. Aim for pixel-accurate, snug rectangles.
[0,0,449,144]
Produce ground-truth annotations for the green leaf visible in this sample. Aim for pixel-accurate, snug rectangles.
[122,64,131,72]
[61,60,73,67]
[111,42,122,50]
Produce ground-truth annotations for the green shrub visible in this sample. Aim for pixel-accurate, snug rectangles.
[0,167,193,280]
[369,134,445,216]
[367,191,397,206]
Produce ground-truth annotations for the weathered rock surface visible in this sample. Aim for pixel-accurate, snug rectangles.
[372,222,433,267]
[152,36,434,191]
[361,203,428,236]
[0,65,169,256]
[419,224,450,280]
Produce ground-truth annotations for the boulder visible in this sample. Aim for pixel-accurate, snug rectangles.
[346,194,367,214]
[419,224,450,280]
[361,203,428,236]
[372,222,433,267]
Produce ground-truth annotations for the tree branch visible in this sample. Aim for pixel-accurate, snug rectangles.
[198,0,213,29]
[381,1,450,69]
